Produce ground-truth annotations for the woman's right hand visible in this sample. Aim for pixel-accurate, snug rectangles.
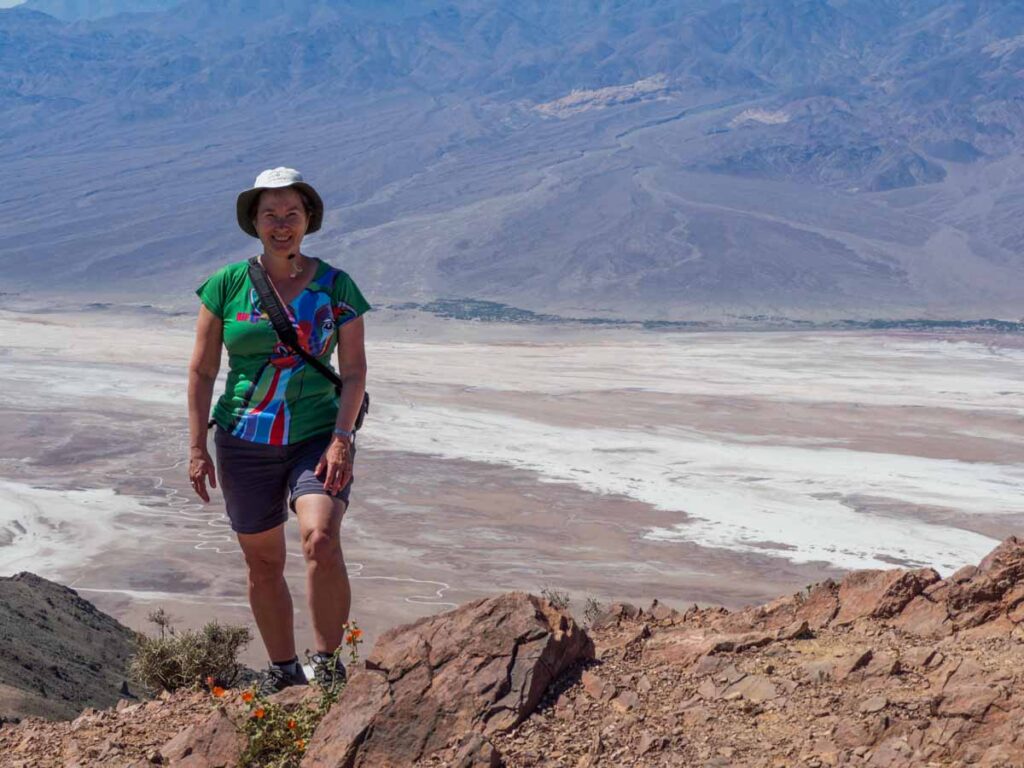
[189,446,217,502]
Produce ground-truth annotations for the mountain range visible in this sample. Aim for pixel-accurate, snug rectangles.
[2,0,1023,320]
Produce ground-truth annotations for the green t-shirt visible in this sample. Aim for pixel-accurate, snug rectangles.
[196,259,370,445]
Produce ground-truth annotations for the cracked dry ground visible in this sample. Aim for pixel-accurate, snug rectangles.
[493,540,1024,768]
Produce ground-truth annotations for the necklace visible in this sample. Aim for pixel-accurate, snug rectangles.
[259,253,305,279]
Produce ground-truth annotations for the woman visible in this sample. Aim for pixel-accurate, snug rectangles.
[186,167,369,694]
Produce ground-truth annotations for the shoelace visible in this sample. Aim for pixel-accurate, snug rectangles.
[256,664,293,696]
[310,653,346,687]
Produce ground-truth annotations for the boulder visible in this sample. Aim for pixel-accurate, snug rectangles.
[159,707,244,768]
[301,592,592,767]
[833,568,940,626]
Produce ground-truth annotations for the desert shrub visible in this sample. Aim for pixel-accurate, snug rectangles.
[582,596,605,626]
[130,609,252,693]
[540,586,571,612]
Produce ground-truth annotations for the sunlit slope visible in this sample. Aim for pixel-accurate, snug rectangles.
[2,0,1022,319]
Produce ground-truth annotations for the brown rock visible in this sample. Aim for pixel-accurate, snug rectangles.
[863,652,901,679]
[776,620,811,641]
[636,674,652,694]
[267,684,317,709]
[637,731,664,754]
[978,743,1024,768]
[977,536,1024,577]
[159,707,244,768]
[867,736,914,767]
[642,628,718,667]
[648,600,678,623]
[611,691,639,713]
[590,603,640,630]
[1002,583,1024,609]
[943,657,986,689]
[950,564,979,582]
[800,660,835,684]
[900,647,936,669]
[683,706,712,726]
[937,685,1000,720]
[301,592,592,767]
[890,595,951,639]
[858,695,888,714]
[722,674,778,704]
[834,648,873,682]
[772,582,841,631]
[690,655,729,679]
[834,568,940,626]
[961,614,1016,639]
[453,733,503,767]
[797,582,842,629]
[697,678,720,700]
[581,671,607,701]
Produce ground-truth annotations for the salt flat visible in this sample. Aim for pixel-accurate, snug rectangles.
[0,307,1021,665]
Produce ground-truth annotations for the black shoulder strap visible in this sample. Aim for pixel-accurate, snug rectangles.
[247,256,343,392]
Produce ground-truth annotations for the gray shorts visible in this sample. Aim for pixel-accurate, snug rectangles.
[214,427,354,535]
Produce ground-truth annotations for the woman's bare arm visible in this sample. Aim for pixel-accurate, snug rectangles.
[316,316,367,493]
[187,304,223,501]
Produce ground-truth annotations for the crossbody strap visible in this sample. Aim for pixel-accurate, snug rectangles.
[247,256,369,430]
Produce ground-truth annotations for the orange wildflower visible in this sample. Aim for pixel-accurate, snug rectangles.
[287,719,298,730]
[211,686,226,698]
[346,628,363,643]
[253,708,266,719]
[241,691,254,703]
[295,738,306,750]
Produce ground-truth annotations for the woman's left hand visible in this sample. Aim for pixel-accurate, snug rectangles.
[315,436,353,493]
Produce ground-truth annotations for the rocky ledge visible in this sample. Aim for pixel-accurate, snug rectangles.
[3,538,1024,767]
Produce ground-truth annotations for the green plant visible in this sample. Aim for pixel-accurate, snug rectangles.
[130,611,251,693]
[540,586,571,612]
[232,621,364,768]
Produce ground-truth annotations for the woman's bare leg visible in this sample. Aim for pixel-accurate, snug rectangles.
[236,522,295,662]
[294,494,349,653]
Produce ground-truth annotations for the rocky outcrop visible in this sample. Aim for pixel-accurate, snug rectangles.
[6,540,1024,767]
[302,591,594,767]
[497,537,1024,767]
[0,690,214,768]
[0,572,139,721]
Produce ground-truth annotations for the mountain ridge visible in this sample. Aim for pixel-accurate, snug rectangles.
[2,1,1023,318]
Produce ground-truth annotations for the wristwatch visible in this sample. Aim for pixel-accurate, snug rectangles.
[332,427,354,442]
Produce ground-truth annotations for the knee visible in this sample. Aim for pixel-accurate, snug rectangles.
[244,551,286,585]
[303,529,341,568]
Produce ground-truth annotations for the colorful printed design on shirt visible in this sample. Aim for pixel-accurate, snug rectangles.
[196,259,371,447]
[231,280,343,444]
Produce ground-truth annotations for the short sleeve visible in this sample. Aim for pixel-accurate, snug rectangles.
[196,267,228,318]
[332,271,371,326]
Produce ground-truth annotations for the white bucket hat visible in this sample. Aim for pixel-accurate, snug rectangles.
[236,167,324,238]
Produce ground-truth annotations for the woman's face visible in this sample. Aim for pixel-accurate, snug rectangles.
[254,187,309,257]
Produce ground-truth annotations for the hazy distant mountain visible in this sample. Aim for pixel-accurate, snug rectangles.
[21,0,180,20]
[1,0,1023,319]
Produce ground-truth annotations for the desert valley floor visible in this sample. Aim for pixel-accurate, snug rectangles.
[1,305,1022,668]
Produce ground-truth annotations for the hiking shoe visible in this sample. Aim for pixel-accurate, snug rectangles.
[255,662,308,696]
[310,652,347,690]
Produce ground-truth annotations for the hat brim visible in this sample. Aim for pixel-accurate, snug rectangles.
[236,181,324,238]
